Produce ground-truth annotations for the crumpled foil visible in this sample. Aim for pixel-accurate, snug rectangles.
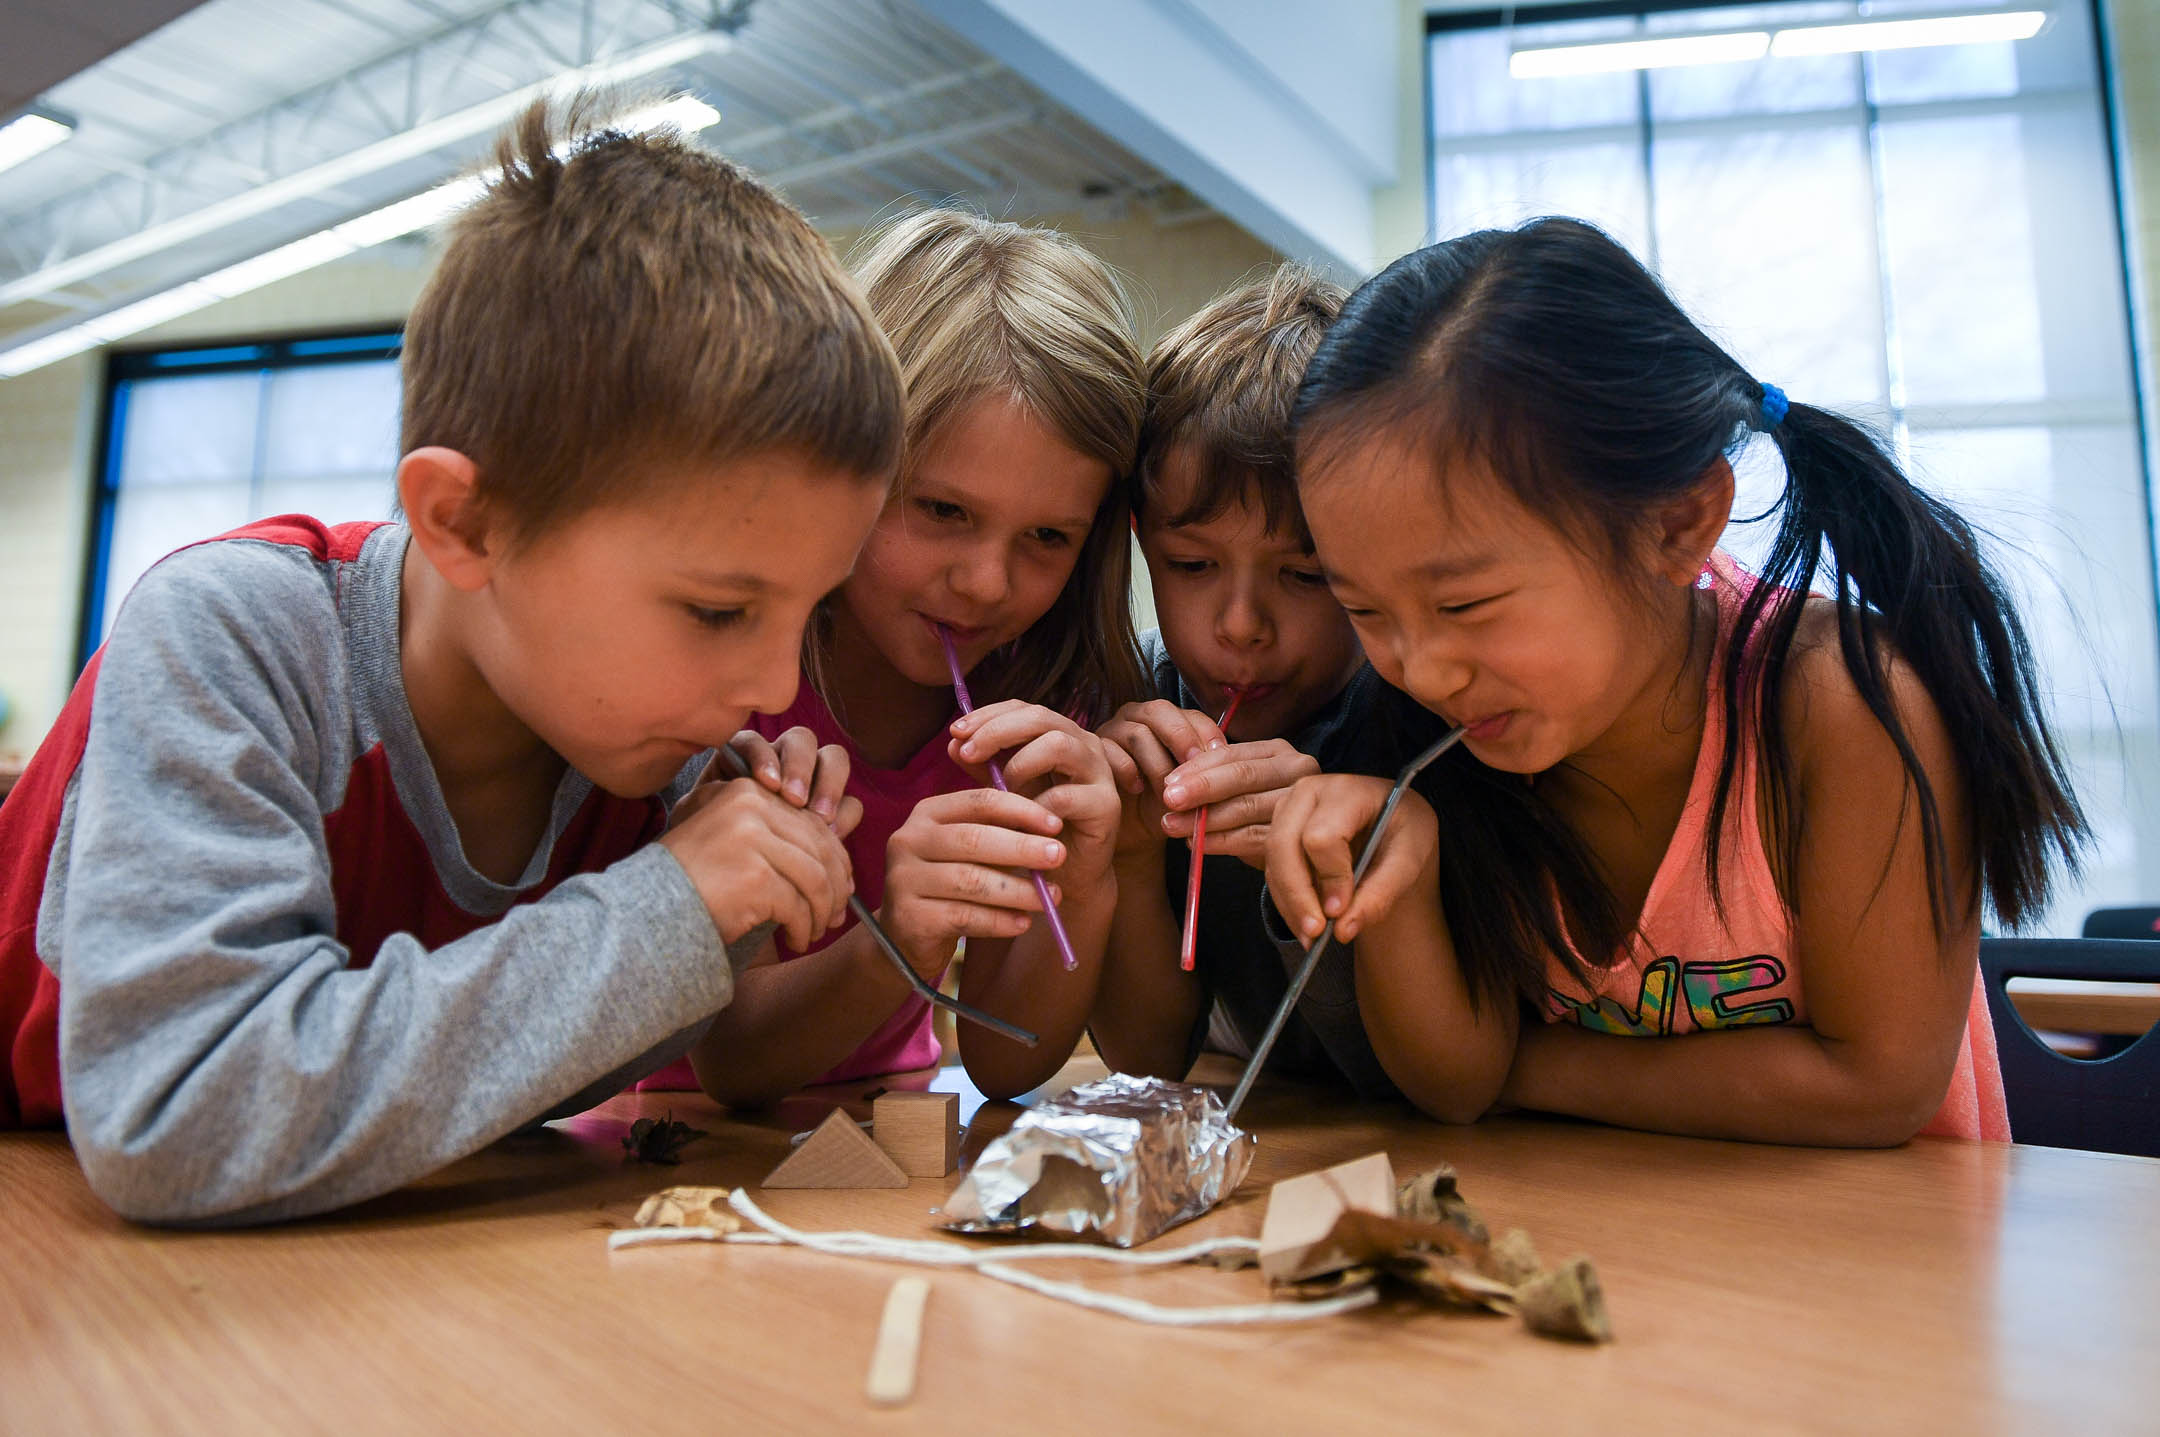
[941,1074,1254,1248]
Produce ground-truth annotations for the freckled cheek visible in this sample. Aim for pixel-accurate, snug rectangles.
[1003,553,1076,637]
[858,536,944,612]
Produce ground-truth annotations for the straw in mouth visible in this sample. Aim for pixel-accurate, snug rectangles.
[934,625,1080,972]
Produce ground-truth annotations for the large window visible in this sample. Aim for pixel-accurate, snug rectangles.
[84,332,402,661]
[1427,1,2155,932]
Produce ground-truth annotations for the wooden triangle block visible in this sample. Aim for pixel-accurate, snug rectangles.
[1258,1151,1397,1282]
[763,1109,909,1189]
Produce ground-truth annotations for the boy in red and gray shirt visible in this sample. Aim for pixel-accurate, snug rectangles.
[0,99,900,1224]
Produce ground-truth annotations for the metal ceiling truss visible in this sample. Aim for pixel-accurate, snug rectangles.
[0,0,752,303]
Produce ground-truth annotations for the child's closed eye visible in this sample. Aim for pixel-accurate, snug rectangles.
[1439,593,1504,616]
[685,603,748,630]
[1164,557,1213,576]
[1029,526,1076,548]
[916,497,967,524]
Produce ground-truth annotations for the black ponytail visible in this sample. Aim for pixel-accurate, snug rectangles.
[1735,396,2083,931]
[1295,217,2085,1012]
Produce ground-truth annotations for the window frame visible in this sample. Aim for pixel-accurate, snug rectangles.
[79,327,404,669]
[1420,0,2153,562]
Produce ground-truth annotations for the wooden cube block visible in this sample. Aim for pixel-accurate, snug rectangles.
[1257,1151,1397,1282]
[872,1090,960,1177]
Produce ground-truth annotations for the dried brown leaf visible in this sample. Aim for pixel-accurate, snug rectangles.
[1517,1256,1613,1344]
[1283,1265,1380,1301]
[1383,1251,1517,1313]
[1487,1228,1542,1287]
[1396,1164,1491,1246]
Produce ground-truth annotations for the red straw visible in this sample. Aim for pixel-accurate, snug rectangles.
[1178,689,1243,972]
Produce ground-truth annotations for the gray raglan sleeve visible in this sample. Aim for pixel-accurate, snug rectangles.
[54,547,737,1226]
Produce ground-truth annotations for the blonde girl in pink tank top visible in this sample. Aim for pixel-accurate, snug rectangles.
[679,210,1146,1108]
[1263,219,2084,1146]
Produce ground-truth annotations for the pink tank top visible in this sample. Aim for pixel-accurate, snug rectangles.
[1539,553,2010,1141]
[636,676,963,1091]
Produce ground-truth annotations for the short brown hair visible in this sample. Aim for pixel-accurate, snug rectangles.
[402,94,902,540]
[1136,264,1346,547]
[846,208,1147,722]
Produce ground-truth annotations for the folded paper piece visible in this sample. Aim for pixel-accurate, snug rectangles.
[1257,1151,1397,1281]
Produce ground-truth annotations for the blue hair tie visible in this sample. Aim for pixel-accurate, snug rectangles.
[1758,383,1789,429]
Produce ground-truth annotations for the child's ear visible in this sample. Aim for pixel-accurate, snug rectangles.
[397,447,497,592]
[1653,456,1736,587]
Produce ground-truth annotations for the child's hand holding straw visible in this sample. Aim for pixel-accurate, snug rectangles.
[935,626,1098,971]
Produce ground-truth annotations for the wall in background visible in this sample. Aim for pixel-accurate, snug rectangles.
[0,208,1275,757]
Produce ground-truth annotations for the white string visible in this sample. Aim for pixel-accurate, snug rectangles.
[625,1188,1379,1329]
[975,1260,1378,1326]
[723,1187,1259,1267]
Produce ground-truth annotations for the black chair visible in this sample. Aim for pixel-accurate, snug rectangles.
[2081,906,2160,940]
[1978,938,2160,1157]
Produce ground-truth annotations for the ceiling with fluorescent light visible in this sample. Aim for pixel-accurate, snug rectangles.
[0,0,1183,352]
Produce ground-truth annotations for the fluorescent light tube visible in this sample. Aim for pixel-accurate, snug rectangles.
[0,109,73,175]
[1511,31,1771,79]
[0,32,729,308]
[1770,11,2048,57]
[0,95,717,379]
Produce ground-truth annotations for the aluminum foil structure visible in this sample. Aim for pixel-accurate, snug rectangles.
[943,1074,1254,1248]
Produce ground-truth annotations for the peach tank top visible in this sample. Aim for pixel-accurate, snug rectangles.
[1538,553,2010,1141]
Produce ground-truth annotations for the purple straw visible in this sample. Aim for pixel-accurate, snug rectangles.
[936,625,1080,971]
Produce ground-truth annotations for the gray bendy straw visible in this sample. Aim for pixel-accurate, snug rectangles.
[1222,726,1466,1123]
[709,745,1039,1047]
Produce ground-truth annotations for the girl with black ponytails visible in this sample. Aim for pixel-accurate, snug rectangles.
[1264,217,2085,1146]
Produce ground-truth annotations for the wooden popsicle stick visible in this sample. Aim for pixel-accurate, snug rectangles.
[865,1277,930,1407]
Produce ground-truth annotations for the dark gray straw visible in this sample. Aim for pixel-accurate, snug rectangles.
[1222,726,1465,1123]
[710,744,1039,1047]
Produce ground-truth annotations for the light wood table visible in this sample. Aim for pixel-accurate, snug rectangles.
[2007,977,2160,1037]
[6,1056,2157,1434]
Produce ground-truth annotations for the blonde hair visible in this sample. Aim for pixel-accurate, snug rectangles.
[844,208,1147,720]
[402,94,903,542]
[1137,264,1345,548]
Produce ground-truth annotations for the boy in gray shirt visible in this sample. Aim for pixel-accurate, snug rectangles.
[0,97,902,1224]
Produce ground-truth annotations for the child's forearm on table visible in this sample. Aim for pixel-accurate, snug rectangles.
[688,928,915,1107]
[1354,894,1516,1124]
[1503,1022,1949,1146]
[1088,848,1203,1079]
[958,866,1116,1099]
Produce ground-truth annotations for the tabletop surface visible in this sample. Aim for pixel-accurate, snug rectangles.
[6,1055,2157,1436]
